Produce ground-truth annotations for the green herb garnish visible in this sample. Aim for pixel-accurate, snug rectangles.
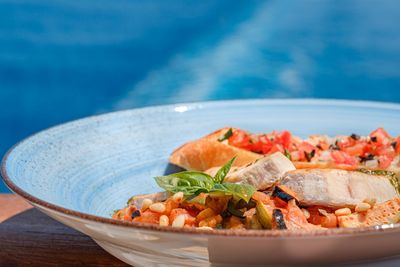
[284,149,292,160]
[218,128,233,142]
[213,156,236,183]
[357,168,395,177]
[155,157,256,202]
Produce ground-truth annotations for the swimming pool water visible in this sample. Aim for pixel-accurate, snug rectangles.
[1,0,400,192]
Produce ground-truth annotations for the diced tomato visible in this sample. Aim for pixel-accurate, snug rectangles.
[298,141,316,153]
[273,197,288,208]
[184,206,201,218]
[290,150,302,161]
[292,141,317,161]
[343,143,365,157]
[133,210,160,224]
[251,135,273,154]
[307,208,338,228]
[286,200,310,227]
[317,141,330,151]
[396,136,400,153]
[336,137,356,150]
[370,128,391,145]
[164,199,179,215]
[185,216,197,226]
[123,206,138,221]
[378,155,394,169]
[276,131,292,149]
[331,150,358,166]
[228,130,252,150]
[375,145,396,158]
[331,150,345,163]
[269,143,285,154]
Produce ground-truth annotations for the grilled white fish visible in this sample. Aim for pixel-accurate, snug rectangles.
[280,169,399,208]
[223,152,296,190]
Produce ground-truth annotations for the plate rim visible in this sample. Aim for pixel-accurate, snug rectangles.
[2,98,400,238]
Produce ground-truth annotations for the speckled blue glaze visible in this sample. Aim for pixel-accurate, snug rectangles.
[3,99,400,218]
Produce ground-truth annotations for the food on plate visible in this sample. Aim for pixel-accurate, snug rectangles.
[113,127,400,230]
[210,152,296,190]
[279,168,399,208]
[170,127,400,173]
[113,136,400,230]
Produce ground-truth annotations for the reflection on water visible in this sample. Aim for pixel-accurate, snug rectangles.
[114,0,400,109]
[1,0,400,192]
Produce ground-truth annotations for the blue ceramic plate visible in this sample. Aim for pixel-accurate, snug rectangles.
[2,99,400,266]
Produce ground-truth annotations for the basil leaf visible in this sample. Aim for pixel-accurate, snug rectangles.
[155,172,214,196]
[186,193,208,205]
[211,183,256,203]
[154,158,254,203]
[218,128,233,142]
[284,149,292,160]
[213,156,236,183]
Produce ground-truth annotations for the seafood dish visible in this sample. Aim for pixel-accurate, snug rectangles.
[113,128,400,231]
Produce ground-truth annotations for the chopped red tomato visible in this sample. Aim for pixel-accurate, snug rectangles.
[273,197,288,208]
[269,143,285,154]
[395,136,400,153]
[375,145,396,157]
[251,135,273,154]
[331,150,358,166]
[370,128,391,145]
[317,141,330,151]
[378,155,394,169]
[336,137,356,150]
[276,130,292,149]
[228,130,252,150]
[133,210,160,224]
[343,143,365,157]
[123,206,138,221]
[307,208,338,228]
[184,206,201,218]
[298,141,316,154]
[290,150,302,161]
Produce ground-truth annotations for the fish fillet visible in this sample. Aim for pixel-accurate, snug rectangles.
[224,152,296,190]
[280,169,398,208]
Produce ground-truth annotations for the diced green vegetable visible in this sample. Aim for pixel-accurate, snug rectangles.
[255,200,272,229]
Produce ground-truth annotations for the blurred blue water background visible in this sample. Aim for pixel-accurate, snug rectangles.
[1,0,400,192]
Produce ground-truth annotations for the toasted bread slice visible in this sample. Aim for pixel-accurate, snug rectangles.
[169,128,262,171]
